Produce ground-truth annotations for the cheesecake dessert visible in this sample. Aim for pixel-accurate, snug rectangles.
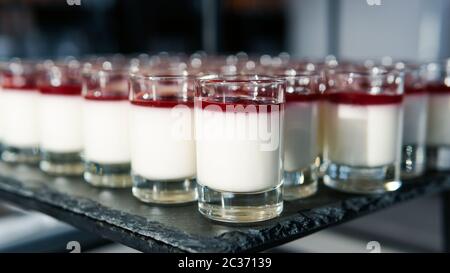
[385,63,428,178]
[426,82,450,171]
[323,71,404,194]
[195,76,285,223]
[129,74,197,204]
[38,62,84,175]
[0,61,40,164]
[282,74,320,200]
[82,66,132,187]
[401,83,428,177]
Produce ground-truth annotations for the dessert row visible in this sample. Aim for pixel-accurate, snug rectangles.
[0,53,449,224]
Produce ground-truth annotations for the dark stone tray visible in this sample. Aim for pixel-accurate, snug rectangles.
[0,162,448,253]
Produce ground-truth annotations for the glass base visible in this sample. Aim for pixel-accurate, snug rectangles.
[427,146,450,171]
[324,162,401,194]
[1,145,39,164]
[197,183,283,223]
[401,144,425,179]
[132,174,197,204]
[40,150,83,176]
[84,161,132,188]
[283,164,318,200]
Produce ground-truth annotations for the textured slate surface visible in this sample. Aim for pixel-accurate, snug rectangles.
[0,162,449,253]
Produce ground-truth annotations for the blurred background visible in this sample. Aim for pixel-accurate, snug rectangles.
[1,0,450,60]
[0,0,448,253]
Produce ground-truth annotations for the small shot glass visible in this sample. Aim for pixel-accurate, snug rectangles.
[0,60,40,164]
[82,62,132,187]
[37,60,84,175]
[395,63,428,178]
[195,75,285,223]
[129,73,197,204]
[425,60,450,171]
[280,71,322,200]
[315,59,341,176]
[323,69,404,194]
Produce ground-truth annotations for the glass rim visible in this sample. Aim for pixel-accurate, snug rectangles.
[0,58,42,65]
[272,70,322,78]
[129,71,212,81]
[83,66,134,76]
[39,60,84,72]
[329,68,403,78]
[377,61,422,73]
[0,59,41,72]
[197,74,286,86]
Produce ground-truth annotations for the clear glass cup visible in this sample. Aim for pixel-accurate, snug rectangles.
[395,63,428,178]
[314,58,341,177]
[0,59,40,164]
[425,60,450,171]
[280,71,322,200]
[129,73,197,204]
[195,75,285,223]
[37,60,84,175]
[82,62,132,187]
[323,69,404,194]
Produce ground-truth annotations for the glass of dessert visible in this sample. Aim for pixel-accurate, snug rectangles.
[0,59,40,164]
[425,60,450,171]
[395,63,428,178]
[323,68,404,194]
[279,69,322,200]
[82,61,133,187]
[315,59,340,176]
[195,75,286,223]
[129,71,198,204]
[37,60,84,175]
